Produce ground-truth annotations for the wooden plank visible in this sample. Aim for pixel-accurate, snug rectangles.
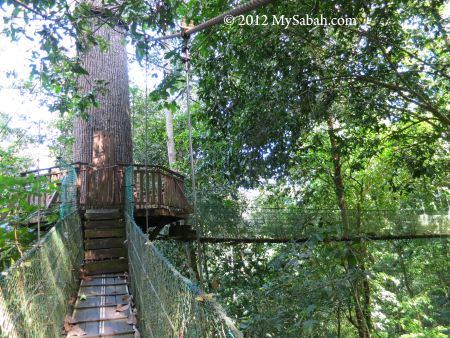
[73,320,135,338]
[139,170,144,206]
[84,220,124,229]
[85,248,127,260]
[84,228,125,239]
[158,171,162,206]
[85,209,121,220]
[85,259,128,275]
[79,284,128,296]
[74,295,128,309]
[81,276,127,287]
[151,170,156,205]
[85,238,125,250]
[73,306,131,323]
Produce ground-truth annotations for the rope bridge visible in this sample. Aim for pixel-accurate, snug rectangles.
[0,164,243,337]
[126,214,242,338]
[124,166,242,337]
[0,164,82,337]
[184,203,450,243]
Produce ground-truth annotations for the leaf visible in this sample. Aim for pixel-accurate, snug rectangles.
[127,314,137,325]
[64,315,77,324]
[115,303,130,312]
[79,294,87,301]
[195,293,214,302]
[64,322,72,332]
[67,325,86,336]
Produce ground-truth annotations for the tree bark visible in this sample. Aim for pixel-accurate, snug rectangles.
[326,115,371,338]
[326,116,349,235]
[73,16,132,165]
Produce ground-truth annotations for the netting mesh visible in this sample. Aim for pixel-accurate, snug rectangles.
[126,213,242,338]
[59,163,78,219]
[124,167,241,337]
[0,166,83,338]
[193,204,450,240]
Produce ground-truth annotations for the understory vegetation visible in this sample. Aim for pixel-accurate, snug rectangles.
[1,0,449,337]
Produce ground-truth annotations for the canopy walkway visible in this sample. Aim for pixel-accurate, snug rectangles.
[0,163,449,337]
[0,164,241,337]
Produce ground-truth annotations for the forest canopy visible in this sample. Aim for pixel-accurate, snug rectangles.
[0,0,449,337]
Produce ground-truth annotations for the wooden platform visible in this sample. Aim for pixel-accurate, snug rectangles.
[66,274,136,338]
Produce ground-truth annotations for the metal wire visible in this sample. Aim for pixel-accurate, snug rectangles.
[144,46,150,234]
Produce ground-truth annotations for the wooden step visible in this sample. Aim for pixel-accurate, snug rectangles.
[73,305,131,323]
[85,219,125,229]
[85,209,121,221]
[85,238,125,250]
[84,228,125,239]
[67,320,135,338]
[85,258,128,275]
[85,248,127,260]
[74,295,129,309]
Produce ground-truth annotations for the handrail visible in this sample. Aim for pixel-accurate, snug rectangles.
[117,163,186,180]
[21,163,186,180]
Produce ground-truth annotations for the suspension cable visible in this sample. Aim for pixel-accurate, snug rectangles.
[183,36,205,288]
[145,0,273,42]
[37,121,41,244]
[144,47,150,234]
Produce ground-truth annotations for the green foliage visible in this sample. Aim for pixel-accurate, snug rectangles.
[2,0,449,336]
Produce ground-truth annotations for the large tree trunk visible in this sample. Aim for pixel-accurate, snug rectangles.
[73,18,132,165]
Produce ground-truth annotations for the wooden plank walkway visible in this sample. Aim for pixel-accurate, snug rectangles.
[64,209,136,337]
[66,273,136,338]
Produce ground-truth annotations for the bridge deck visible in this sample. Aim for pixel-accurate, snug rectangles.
[66,273,135,338]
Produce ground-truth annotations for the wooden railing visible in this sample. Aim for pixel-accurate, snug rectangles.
[78,164,123,209]
[21,167,66,210]
[20,163,192,215]
[131,165,192,213]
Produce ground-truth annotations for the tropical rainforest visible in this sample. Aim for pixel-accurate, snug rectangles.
[0,0,449,337]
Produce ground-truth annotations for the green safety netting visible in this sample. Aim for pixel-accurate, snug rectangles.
[0,165,83,338]
[126,214,242,338]
[191,203,450,240]
[124,166,242,338]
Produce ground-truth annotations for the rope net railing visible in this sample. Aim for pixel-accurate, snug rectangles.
[189,202,450,241]
[0,165,83,338]
[124,166,243,337]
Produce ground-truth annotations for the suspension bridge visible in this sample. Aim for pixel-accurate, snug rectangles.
[0,0,449,337]
[0,162,449,337]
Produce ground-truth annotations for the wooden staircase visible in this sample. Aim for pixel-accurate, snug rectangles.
[83,209,128,275]
[65,209,136,337]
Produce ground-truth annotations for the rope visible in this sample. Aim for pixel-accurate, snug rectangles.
[36,121,41,244]
[144,46,150,234]
[145,0,273,42]
[183,36,205,288]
